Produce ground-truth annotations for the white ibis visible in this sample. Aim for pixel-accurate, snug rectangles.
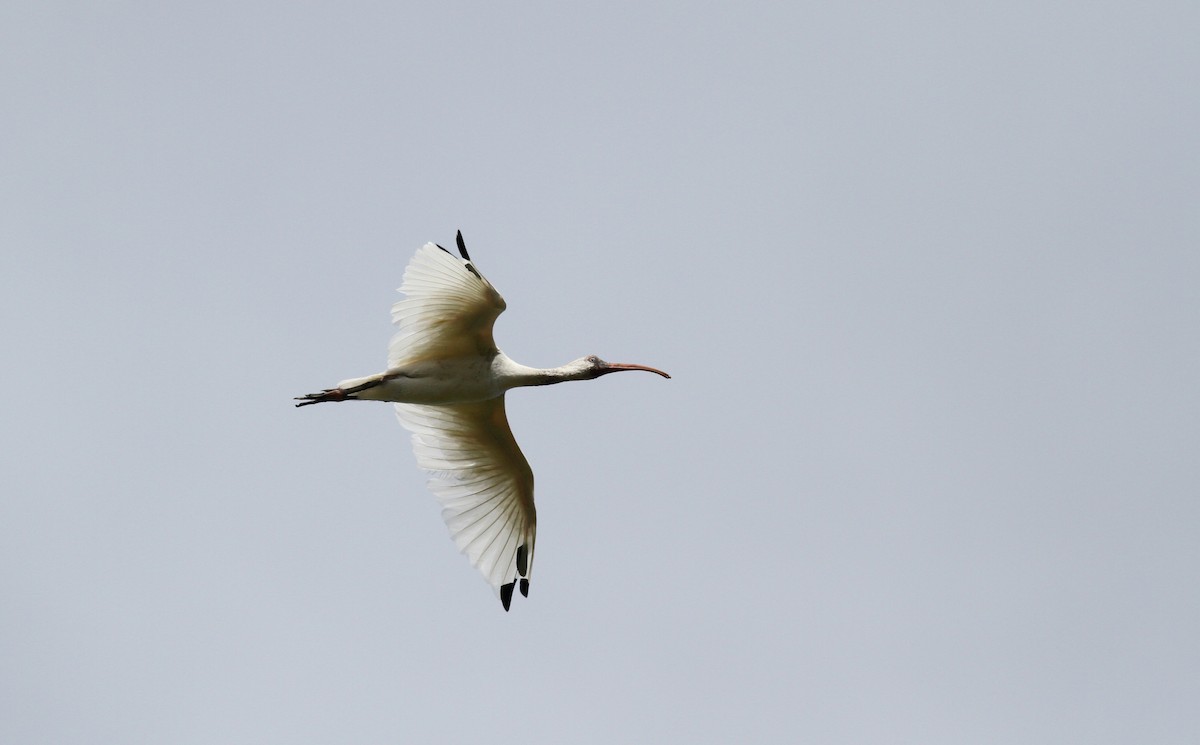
[296,232,669,610]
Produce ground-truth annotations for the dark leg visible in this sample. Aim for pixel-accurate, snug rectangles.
[293,371,414,407]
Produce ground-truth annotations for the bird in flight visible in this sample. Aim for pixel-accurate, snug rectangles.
[296,232,670,610]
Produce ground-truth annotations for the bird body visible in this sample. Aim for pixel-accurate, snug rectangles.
[297,233,668,610]
[331,355,507,405]
[331,353,609,406]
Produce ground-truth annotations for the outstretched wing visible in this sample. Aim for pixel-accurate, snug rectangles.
[395,396,536,610]
[389,242,506,368]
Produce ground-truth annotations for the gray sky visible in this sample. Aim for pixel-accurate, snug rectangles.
[3,2,1198,743]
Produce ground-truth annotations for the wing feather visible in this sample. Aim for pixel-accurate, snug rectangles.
[388,243,506,367]
[395,397,537,599]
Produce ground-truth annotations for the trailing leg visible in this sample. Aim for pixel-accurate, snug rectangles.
[294,370,413,407]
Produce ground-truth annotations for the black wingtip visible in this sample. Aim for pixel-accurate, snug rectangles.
[516,544,528,577]
[519,578,529,597]
[455,230,471,261]
[500,581,515,611]
[434,243,451,255]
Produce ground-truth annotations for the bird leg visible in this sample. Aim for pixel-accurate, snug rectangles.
[294,370,414,407]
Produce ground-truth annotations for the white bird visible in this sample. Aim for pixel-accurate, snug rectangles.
[296,232,669,610]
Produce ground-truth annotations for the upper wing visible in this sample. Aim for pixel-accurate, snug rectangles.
[388,242,506,368]
[395,396,536,610]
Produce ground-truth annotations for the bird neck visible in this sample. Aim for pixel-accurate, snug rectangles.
[496,354,590,389]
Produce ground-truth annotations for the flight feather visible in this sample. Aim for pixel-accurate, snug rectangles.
[395,398,537,597]
[388,243,506,368]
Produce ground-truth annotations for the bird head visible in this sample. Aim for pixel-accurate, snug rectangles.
[573,355,671,380]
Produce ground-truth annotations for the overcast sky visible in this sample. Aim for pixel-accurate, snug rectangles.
[3,2,1198,743]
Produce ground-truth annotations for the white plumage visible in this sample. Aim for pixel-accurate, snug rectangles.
[395,399,534,594]
[297,233,669,610]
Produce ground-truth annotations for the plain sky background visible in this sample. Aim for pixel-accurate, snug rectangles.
[3,2,1197,743]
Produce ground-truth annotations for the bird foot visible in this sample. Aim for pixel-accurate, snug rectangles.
[293,388,347,407]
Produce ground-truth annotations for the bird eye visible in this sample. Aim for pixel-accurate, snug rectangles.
[586,355,601,365]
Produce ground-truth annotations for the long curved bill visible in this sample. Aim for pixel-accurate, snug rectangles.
[601,362,671,379]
